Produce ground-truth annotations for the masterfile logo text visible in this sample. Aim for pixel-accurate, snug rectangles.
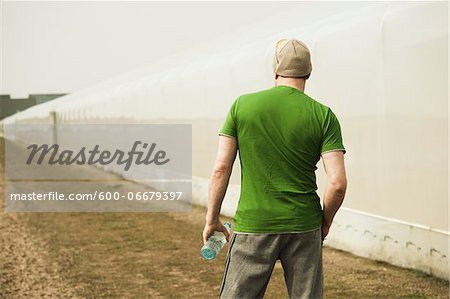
[3,124,192,213]
[26,141,170,171]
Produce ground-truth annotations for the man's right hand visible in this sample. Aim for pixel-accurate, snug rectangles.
[203,220,230,244]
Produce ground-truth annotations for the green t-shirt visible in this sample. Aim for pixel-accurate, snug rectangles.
[219,85,346,233]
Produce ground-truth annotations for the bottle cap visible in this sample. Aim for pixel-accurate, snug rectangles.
[224,221,232,230]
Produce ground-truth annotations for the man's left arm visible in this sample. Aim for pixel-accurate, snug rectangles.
[202,135,238,244]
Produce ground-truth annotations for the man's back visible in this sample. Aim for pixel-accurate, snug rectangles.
[204,38,347,299]
[220,84,346,233]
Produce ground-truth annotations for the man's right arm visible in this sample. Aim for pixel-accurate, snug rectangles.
[321,150,347,240]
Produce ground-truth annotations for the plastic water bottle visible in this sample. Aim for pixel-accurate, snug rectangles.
[201,221,232,260]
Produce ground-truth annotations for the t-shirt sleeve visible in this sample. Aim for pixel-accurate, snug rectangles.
[321,108,346,154]
[219,98,239,138]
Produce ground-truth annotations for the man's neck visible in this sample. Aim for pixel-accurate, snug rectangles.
[275,77,306,92]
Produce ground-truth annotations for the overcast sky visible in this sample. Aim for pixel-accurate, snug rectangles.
[1,1,369,97]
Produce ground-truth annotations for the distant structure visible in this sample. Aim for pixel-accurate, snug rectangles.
[0,94,66,119]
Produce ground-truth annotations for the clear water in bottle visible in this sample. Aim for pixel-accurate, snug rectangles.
[201,221,232,260]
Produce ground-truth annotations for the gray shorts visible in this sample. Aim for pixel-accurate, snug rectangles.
[219,227,323,299]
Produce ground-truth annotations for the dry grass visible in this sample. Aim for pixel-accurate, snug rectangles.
[0,137,448,298]
[2,205,448,298]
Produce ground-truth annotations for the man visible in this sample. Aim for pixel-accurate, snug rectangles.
[202,38,347,299]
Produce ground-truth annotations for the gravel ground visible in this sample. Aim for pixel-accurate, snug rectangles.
[0,137,448,298]
[0,211,80,298]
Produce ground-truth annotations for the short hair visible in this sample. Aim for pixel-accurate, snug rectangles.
[299,73,310,80]
[276,73,310,80]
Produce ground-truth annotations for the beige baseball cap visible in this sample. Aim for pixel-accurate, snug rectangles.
[272,38,312,78]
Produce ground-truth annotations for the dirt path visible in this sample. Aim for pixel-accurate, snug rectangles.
[1,206,449,298]
[0,136,449,298]
[0,212,80,298]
